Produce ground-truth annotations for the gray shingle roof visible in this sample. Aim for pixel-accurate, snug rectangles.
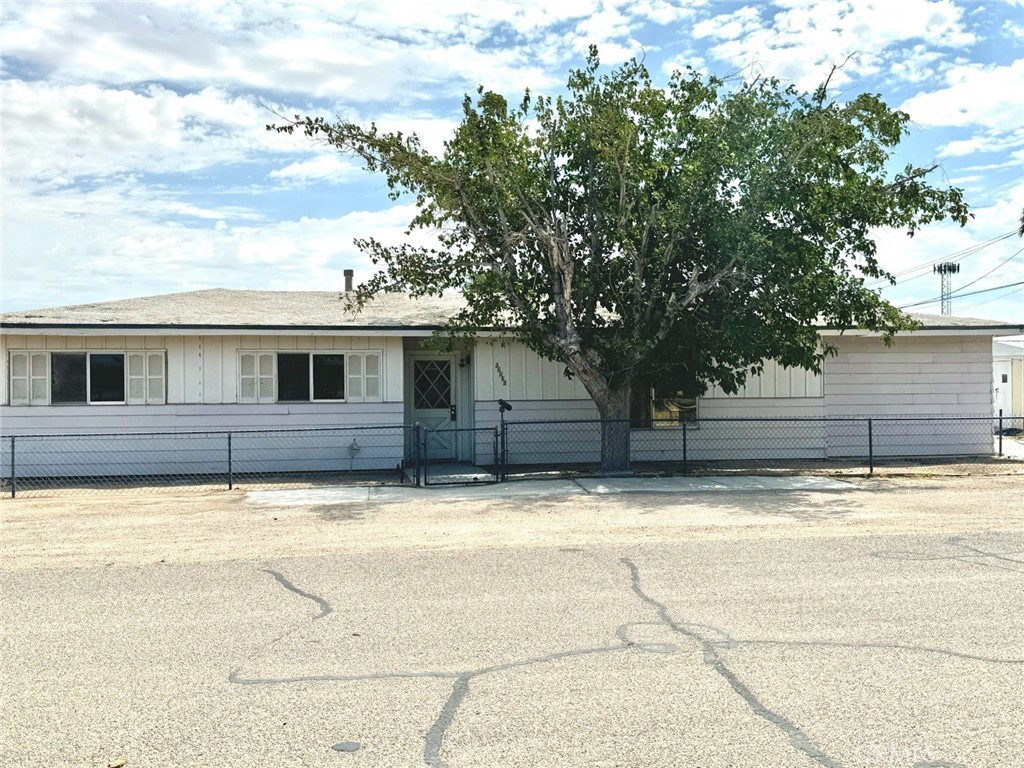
[1,289,1020,333]
[0,289,467,329]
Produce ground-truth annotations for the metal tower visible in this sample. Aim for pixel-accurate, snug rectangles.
[933,262,960,316]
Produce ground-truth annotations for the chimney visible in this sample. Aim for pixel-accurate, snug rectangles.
[343,269,354,293]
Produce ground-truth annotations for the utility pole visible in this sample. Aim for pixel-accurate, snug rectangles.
[933,262,960,316]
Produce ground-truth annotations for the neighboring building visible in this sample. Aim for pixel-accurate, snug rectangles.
[993,337,1024,418]
[1,289,1021,476]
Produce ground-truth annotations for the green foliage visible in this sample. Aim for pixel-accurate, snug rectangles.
[270,48,968,402]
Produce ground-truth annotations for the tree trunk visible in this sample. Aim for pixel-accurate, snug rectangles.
[588,378,632,474]
[562,349,633,473]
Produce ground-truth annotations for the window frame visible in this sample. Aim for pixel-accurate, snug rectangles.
[8,350,167,406]
[630,385,699,429]
[237,350,383,405]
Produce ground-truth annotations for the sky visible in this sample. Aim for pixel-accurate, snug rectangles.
[1,0,1022,324]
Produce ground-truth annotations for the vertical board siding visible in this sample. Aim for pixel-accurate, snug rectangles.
[473,340,590,401]
[707,359,823,399]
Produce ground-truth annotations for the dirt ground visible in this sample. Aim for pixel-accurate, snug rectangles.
[2,473,1022,571]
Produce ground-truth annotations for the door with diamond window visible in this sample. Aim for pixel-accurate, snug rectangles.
[411,356,457,460]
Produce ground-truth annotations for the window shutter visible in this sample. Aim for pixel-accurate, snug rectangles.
[127,353,147,404]
[364,352,381,401]
[29,353,48,404]
[147,353,165,404]
[9,352,29,405]
[344,352,382,404]
[9,352,48,406]
[347,353,363,402]
[239,352,275,403]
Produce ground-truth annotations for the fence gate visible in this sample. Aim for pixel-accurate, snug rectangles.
[420,427,501,486]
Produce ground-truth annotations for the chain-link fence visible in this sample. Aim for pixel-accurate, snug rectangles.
[2,415,1021,497]
[0,425,412,497]
[501,415,1024,476]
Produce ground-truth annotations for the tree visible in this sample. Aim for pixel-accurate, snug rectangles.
[271,49,969,472]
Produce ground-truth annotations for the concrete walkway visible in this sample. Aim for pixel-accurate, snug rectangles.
[245,475,854,507]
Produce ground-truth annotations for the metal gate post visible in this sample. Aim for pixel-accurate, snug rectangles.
[500,422,508,481]
[998,409,1003,457]
[682,425,688,475]
[227,432,233,490]
[492,427,500,481]
[9,435,15,499]
[867,419,874,475]
[412,424,422,487]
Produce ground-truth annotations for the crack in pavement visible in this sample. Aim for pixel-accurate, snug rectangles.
[260,569,333,620]
[870,536,1024,574]
[620,558,845,768]
[234,558,1007,767]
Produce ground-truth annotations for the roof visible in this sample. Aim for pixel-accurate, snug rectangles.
[1,288,1021,335]
[0,289,466,330]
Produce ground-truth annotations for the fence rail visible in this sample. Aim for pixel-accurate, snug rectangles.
[2,414,1021,497]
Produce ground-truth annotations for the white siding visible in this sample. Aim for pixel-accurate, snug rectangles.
[2,333,405,407]
[823,335,992,416]
[822,335,993,456]
[0,402,408,477]
[707,359,823,399]
[474,340,591,401]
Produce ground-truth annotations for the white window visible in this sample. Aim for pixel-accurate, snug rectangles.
[237,350,382,404]
[8,351,167,406]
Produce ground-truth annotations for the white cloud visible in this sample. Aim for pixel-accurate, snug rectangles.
[0,1,597,103]
[691,0,975,91]
[0,79,312,183]
[0,196,431,310]
[938,128,1024,158]
[900,59,1024,131]
[268,155,362,185]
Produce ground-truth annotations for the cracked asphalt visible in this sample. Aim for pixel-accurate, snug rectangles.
[1,475,1022,768]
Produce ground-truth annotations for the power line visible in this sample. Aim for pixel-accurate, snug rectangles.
[898,280,1024,310]
[893,246,1023,310]
[865,230,1018,288]
[948,246,1022,295]
[957,285,1024,315]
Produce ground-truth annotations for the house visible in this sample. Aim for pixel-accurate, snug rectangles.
[993,337,1024,418]
[2,285,1021,477]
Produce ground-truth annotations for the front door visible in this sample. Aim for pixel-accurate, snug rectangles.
[995,360,1012,417]
[411,356,457,460]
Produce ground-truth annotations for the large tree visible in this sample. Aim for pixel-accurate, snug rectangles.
[271,50,969,472]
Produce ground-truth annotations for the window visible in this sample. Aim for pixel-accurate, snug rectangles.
[238,351,381,404]
[9,351,166,406]
[631,385,698,428]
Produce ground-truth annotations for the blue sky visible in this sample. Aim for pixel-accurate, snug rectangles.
[1,0,1022,323]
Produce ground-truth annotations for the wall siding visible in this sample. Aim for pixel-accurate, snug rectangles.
[2,333,405,406]
[0,403,408,477]
[823,336,992,416]
[473,340,591,401]
[2,331,1000,471]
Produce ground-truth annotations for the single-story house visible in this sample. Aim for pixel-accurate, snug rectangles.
[993,338,1024,418]
[2,287,1021,476]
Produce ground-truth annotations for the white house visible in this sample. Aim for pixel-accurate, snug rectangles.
[2,288,1020,477]
[993,337,1024,418]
